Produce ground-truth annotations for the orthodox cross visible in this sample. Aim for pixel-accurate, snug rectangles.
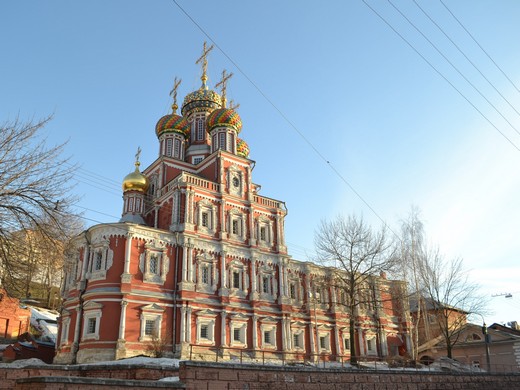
[135,146,142,167]
[169,76,182,113]
[195,41,214,88]
[229,99,240,110]
[215,69,233,108]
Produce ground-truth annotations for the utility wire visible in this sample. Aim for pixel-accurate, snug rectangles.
[387,0,520,137]
[171,0,401,238]
[361,0,520,152]
[412,0,520,120]
[439,0,520,94]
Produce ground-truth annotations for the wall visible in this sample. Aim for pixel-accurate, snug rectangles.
[0,364,178,390]
[179,361,520,390]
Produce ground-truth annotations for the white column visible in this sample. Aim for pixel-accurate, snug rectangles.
[251,259,257,294]
[180,306,186,343]
[252,315,258,349]
[186,307,192,343]
[123,233,133,274]
[281,317,287,351]
[73,307,82,346]
[334,325,341,358]
[278,263,284,299]
[220,251,227,289]
[118,300,128,340]
[221,312,227,347]
[309,323,316,357]
[182,245,188,282]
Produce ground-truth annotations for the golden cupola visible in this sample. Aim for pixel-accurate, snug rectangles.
[122,156,149,193]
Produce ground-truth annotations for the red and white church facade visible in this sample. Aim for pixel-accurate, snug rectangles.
[55,45,412,364]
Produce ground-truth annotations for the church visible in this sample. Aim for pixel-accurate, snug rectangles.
[55,43,412,364]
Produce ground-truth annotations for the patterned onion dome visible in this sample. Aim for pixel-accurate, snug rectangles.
[155,114,190,138]
[236,138,250,158]
[206,108,243,133]
[122,164,149,193]
[181,88,222,116]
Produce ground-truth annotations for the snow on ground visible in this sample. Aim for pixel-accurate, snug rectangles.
[81,357,181,367]
[0,358,47,368]
[158,376,180,382]
[27,306,59,343]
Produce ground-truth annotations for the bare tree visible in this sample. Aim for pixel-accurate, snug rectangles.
[394,206,426,360]
[314,215,395,364]
[419,250,487,358]
[0,116,81,300]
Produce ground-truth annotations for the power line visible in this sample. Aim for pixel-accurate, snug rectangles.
[439,0,520,94]
[361,0,520,152]
[387,0,520,138]
[171,0,401,239]
[412,0,520,120]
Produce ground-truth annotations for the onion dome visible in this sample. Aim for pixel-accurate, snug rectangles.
[206,108,242,133]
[181,88,222,116]
[236,138,250,158]
[155,114,190,138]
[123,161,149,193]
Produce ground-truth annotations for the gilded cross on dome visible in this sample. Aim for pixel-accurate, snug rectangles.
[169,77,182,113]
[229,99,240,110]
[135,146,142,168]
[195,41,214,89]
[215,69,233,108]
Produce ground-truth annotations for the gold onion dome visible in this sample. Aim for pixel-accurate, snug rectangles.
[181,88,222,116]
[155,113,190,138]
[236,138,250,158]
[122,161,149,193]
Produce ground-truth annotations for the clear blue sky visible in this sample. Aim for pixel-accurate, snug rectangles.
[2,1,519,325]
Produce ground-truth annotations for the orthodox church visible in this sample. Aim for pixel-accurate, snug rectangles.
[55,43,411,364]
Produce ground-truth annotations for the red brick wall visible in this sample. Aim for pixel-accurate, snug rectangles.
[178,361,520,390]
[0,365,178,389]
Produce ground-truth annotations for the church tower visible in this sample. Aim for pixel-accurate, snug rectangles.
[56,42,411,365]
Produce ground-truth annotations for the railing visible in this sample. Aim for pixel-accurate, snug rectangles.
[253,195,284,209]
[158,173,220,198]
[187,345,520,373]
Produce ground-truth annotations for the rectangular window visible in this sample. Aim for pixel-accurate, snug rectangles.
[145,319,155,336]
[227,133,234,152]
[135,198,141,212]
[232,220,239,235]
[367,339,373,351]
[264,331,271,345]
[174,139,181,158]
[166,138,173,156]
[290,284,296,299]
[197,118,204,140]
[219,133,226,150]
[320,336,326,349]
[260,226,266,241]
[262,277,269,294]
[193,156,203,165]
[200,324,209,339]
[344,338,350,350]
[233,328,241,342]
[293,333,301,348]
[94,252,102,271]
[87,318,96,334]
[202,266,209,284]
[201,212,209,227]
[233,271,240,289]
[149,255,158,274]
